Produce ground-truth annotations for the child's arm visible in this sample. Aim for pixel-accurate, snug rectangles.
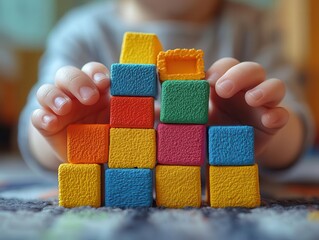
[29,62,110,170]
[206,57,304,169]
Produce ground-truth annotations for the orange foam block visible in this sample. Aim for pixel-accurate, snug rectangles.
[157,49,205,81]
[59,163,101,208]
[67,124,110,164]
[110,96,154,128]
[156,165,201,208]
[207,164,260,208]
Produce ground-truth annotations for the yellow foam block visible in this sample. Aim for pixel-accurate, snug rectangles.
[120,32,163,64]
[59,163,101,208]
[157,49,205,81]
[156,165,201,208]
[208,164,260,208]
[108,128,156,168]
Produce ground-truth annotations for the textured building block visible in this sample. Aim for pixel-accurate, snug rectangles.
[120,32,163,64]
[208,126,254,166]
[108,128,156,168]
[160,80,209,124]
[105,169,153,207]
[58,163,101,208]
[110,64,157,97]
[155,165,201,208]
[67,124,109,164]
[110,96,154,129]
[208,164,260,208]
[157,49,205,81]
[157,123,206,166]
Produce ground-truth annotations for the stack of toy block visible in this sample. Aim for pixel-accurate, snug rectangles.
[58,124,110,207]
[207,126,261,208]
[105,32,163,207]
[58,31,262,209]
[155,49,210,208]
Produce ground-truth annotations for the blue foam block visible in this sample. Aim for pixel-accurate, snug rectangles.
[110,63,157,97]
[208,126,254,166]
[105,169,153,208]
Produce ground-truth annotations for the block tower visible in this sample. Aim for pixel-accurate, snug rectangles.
[58,124,110,208]
[155,49,209,208]
[105,32,162,207]
[207,126,261,208]
[58,31,262,209]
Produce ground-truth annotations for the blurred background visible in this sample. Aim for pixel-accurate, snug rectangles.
[0,0,318,157]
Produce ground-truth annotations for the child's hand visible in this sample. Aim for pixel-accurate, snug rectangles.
[31,58,291,167]
[31,62,110,162]
[206,58,289,158]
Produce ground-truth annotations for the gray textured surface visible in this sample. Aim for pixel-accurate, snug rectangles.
[2,156,319,240]
[1,197,319,240]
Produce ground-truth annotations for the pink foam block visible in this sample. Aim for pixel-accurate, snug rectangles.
[157,123,206,166]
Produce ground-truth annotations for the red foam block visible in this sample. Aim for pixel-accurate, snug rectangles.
[110,96,154,128]
[157,123,206,166]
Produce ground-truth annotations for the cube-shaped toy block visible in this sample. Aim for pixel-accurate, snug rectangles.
[58,163,101,208]
[108,128,156,168]
[110,96,154,129]
[67,124,109,164]
[110,64,157,97]
[105,169,153,207]
[207,164,260,208]
[155,165,201,208]
[157,49,205,81]
[160,80,209,124]
[120,32,163,64]
[208,126,254,166]
[157,123,206,166]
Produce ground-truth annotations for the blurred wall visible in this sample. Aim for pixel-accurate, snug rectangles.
[278,0,319,144]
[307,0,319,143]
[278,0,309,69]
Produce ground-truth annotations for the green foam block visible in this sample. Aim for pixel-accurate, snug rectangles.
[160,80,209,124]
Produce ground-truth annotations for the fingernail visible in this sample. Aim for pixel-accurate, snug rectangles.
[93,72,109,83]
[54,97,67,110]
[42,115,54,124]
[79,86,96,100]
[248,89,263,101]
[207,72,220,84]
[266,112,278,125]
[217,80,234,93]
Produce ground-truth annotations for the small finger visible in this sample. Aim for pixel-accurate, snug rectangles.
[245,78,286,107]
[206,57,240,85]
[215,62,266,98]
[81,62,110,92]
[36,84,72,115]
[31,109,59,135]
[261,107,289,129]
[55,66,100,105]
